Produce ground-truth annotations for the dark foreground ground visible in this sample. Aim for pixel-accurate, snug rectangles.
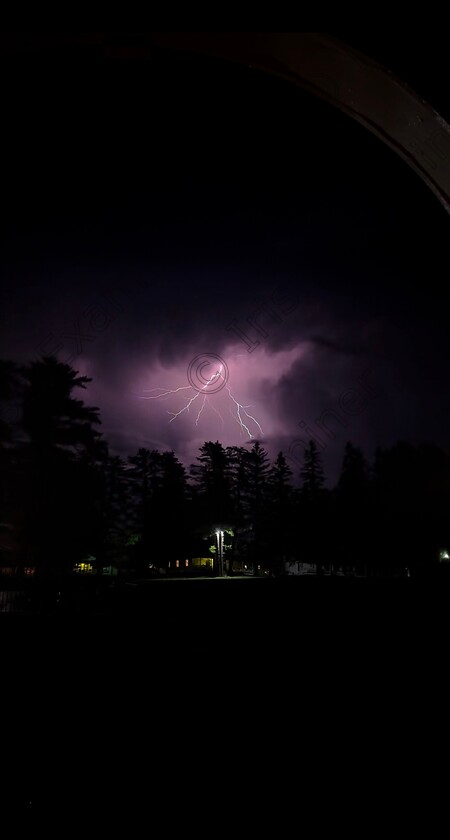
[2,575,449,821]
[3,572,450,643]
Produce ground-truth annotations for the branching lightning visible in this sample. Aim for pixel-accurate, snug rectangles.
[141,363,263,438]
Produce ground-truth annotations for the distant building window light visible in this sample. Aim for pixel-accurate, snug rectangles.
[185,559,189,567]
[74,562,94,574]
[176,560,180,569]
[192,557,212,568]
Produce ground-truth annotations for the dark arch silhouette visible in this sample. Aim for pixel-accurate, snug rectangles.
[146,32,450,213]
[4,32,450,211]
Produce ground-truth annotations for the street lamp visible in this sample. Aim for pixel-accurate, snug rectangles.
[215,529,225,577]
[215,530,220,576]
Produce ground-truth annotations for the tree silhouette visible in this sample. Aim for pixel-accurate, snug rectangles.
[127,448,188,574]
[93,455,130,575]
[268,451,294,575]
[191,441,233,526]
[127,448,163,575]
[299,441,329,571]
[336,442,370,574]
[338,442,369,496]
[0,360,23,573]
[22,356,103,454]
[244,441,271,575]
[371,442,450,574]
[19,356,105,579]
[0,359,21,446]
[154,451,188,571]
[300,440,324,497]
[226,445,251,570]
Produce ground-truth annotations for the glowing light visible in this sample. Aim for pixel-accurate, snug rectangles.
[142,362,263,439]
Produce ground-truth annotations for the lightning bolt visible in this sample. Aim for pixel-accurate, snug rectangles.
[208,396,225,429]
[141,385,192,401]
[224,383,263,437]
[141,363,263,438]
[195,394,208,425]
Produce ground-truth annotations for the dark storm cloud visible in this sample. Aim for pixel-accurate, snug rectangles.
[2,38,450,481]
[309,335,364,357]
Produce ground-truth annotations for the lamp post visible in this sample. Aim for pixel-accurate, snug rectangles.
[216,530,220,577]
[216,529,225,577]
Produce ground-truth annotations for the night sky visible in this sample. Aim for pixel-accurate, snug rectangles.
[1,35,449,483]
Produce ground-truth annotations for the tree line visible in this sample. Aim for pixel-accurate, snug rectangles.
[1,356,450,579]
